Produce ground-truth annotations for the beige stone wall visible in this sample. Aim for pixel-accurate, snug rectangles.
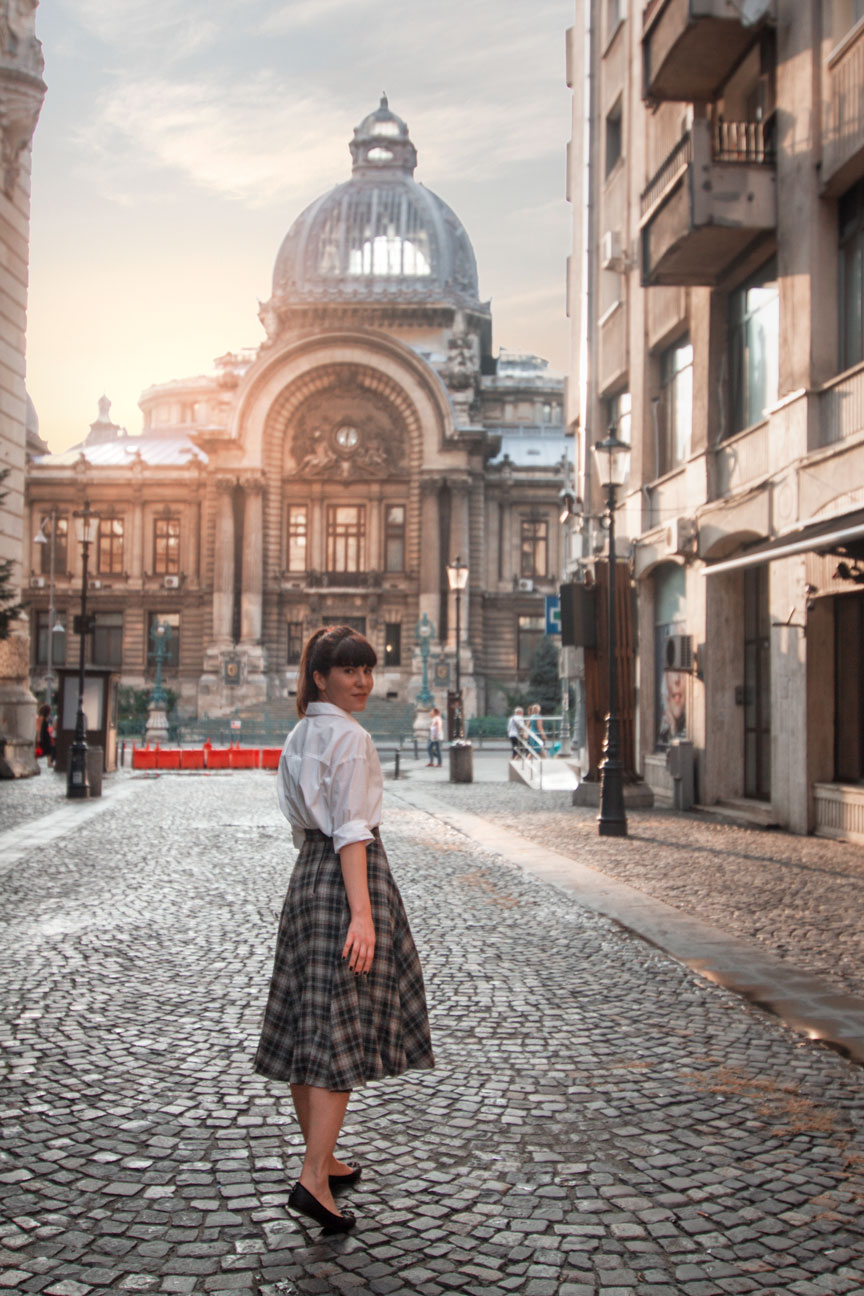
[0,1,45,776]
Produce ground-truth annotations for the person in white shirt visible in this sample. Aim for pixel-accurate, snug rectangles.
[255,625,434,1234]
[426,706,443,766]
[507,706,526,756]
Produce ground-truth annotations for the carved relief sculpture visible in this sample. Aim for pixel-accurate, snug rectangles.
[287,380,407,479]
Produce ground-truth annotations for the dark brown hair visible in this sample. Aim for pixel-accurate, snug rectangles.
[296,625,377,717]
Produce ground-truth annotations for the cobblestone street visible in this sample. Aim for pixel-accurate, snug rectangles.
[2,769,864,1296]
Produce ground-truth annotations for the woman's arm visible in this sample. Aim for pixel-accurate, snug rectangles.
[339,840,375,974]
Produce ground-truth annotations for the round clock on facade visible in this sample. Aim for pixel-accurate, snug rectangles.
[334,425,360,450]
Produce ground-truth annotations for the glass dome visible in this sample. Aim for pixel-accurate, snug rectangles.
[269,98,481,308]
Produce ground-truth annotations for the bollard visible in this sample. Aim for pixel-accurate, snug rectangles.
[86,746,104,797]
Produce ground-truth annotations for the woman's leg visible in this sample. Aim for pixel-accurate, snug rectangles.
[291,1084,352,1213]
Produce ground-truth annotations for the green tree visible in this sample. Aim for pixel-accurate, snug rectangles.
[0,468,23,639]
[527,635,561,714]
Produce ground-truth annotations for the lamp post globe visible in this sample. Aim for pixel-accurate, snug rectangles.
[592,428,630,838]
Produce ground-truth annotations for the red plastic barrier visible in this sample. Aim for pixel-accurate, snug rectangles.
[229,747,258,769]
[260,748,281,770]
[206,748,231,769]
[180,749,206,770]
[155,749,182,769]
[132,747,157,770]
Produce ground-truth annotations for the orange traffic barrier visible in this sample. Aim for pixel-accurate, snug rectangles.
[132,746,157,770]
[180,749,205,769]
[206,748,231,769]
[230,747,258,769]
[155,748,182,769]
[260,748,281,770]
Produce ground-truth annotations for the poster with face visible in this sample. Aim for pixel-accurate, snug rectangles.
[658,669,687,746]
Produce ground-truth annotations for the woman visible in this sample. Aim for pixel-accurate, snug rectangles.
[526,703,546,754]
[426,707,443,767]
[255,626,434,1234]
[36,704,55,766]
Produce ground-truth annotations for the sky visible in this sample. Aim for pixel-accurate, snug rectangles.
[26,0,574,454]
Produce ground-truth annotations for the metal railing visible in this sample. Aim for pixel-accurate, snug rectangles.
[511,715,569,791]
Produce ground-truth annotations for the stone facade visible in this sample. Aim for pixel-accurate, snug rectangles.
[565,1,864,839]
[26,101,570,731]
[0,0,44,777]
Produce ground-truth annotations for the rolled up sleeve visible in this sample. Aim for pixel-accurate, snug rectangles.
[328,754,375,855]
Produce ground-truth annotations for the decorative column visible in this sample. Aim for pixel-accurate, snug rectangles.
[240,477,264,643]
[213,478,235,642]
[419,476,441,628]
[130,490,144,582]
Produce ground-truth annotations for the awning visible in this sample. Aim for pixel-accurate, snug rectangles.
[702,508,864,576]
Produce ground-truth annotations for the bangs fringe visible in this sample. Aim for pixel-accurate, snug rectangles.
[331,630,378,670]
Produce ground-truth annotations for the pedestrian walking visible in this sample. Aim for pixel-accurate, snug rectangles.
[255,625,434,1234]
[507,705,525,756]
[526,703,546,753]
[35,703,55,766]
[426,706,443,766]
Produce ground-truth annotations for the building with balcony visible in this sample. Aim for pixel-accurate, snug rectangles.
[26,100,569,727]
[565,0,864,841]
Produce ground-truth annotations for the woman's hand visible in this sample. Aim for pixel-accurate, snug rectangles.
[339,840,375,974]
[342,910,376,974]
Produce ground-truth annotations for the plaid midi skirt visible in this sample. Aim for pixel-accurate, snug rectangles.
[254,829,434,1090]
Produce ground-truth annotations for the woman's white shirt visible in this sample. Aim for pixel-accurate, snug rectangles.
[277,701,382,854]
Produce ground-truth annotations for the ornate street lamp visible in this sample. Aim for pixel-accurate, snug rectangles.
[67,501,99,799]
[145,619,174,747]
[34,509,64,708]
[446,555,473,783]
[593,427,631,838]
[446,555,469,740]
[415,611,435,709]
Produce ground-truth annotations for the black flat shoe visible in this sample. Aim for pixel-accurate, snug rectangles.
[289,1181,355,1233]
[329,1164,362,1191]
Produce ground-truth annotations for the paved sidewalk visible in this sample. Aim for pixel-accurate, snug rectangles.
[396,751,864,1066]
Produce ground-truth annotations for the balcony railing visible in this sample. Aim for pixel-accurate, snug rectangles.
[641,131,693,217]
[641,116,774,217]
[713,113,776,164]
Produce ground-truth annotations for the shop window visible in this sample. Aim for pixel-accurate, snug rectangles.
[39,515,67,574]
[657,336,693,475]
[92,612,123,666]
[520,518,548,579]
[153,517,180,575]
[286,505,308,572]
[384,622,401,666]
[839,178,864,372]
[729,260,779,435]
[384,504,405,572]
[326,505,365,572]
[147,612,180,669]
[517,615,545,672]
[286,621,304,666]
[34,609,66,667]
[653,565,687,748]
[97,517,125,575]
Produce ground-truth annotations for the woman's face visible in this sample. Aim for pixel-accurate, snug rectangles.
[314,664,374,713]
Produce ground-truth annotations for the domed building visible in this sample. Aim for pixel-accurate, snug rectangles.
[26,100,569,731]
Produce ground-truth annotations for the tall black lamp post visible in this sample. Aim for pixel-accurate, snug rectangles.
[34,508,64,708]
[67,501,99,799]
[593,428,630,838]
[446,554,473,782]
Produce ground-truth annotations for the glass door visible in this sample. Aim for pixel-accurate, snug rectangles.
[743,566,771,800]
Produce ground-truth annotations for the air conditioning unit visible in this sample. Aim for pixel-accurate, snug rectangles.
[90,580,102,591]
[665,633,693,672]
[30,576,45,589]
[163,575,180,589]
[665,517,696,555]
[601,229,624,270]
[518,578,534,593]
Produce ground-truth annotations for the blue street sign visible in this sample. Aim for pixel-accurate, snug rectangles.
[545,594,561,636]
